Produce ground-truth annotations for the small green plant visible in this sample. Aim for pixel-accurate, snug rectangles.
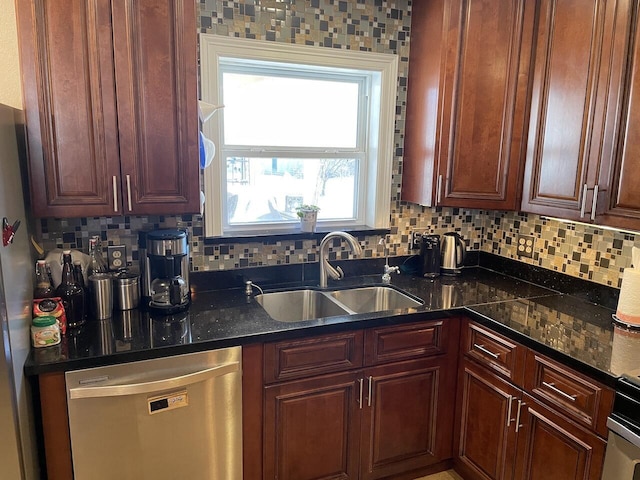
[295,204,320,218]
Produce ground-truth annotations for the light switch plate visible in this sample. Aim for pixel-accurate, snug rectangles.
[516,235,535,258]
[107,245,126,270]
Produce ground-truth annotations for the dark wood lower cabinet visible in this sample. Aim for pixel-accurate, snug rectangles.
[263,356,455,480]
[454,358,519,480]
[263,371,362,480]
[513,394,606,480]
[455,321,610,480]
[261,319,460,480]
[361,357,454,480]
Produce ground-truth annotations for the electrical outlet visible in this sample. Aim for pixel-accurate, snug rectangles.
[107,245,127,270]
[516,235,535,258]
[410,231,423,250]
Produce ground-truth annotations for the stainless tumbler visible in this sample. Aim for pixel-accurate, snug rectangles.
[113,273,140,310]
[89,273,113,319]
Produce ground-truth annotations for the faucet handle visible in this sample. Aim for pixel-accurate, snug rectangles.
[382,264,400,284]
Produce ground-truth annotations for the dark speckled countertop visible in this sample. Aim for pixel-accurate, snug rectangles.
[25,261,632,387]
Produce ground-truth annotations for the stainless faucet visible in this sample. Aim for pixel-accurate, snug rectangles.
[319,231,363,288]
[378,236,400,283]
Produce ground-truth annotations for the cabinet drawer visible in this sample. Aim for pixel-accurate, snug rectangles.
[364,319,446,366]
[463,321,526,386]
[264,331,364,383]
[524,350,614,437]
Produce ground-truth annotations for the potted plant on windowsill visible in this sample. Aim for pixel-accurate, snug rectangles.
[296,205,320,232]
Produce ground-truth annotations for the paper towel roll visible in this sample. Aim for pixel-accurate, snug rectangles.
[610,324,640,375]
[616,268,640,325]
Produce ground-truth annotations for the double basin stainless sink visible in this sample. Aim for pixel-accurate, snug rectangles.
[255,286,423,322]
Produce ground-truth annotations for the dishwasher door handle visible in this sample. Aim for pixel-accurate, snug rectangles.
[69,361,240,399]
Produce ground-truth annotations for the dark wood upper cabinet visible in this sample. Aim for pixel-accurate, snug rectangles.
[402,0,535,210]
[521,0,637,228]
[596,0,640,230]
[17,0,121,218]
[16,0,200,218]
[521,0,613,220]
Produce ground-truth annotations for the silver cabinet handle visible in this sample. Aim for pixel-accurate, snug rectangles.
[590,184,599,221]
[515,400,526,432]
[367,376,373,407]
[69,361,239,399]
[358,378,364,409]
[112,176,119,212]
[580,183,588,218]
[126,174,132,212]
[542,381,577,402]
[506,395,515,427]
[437,174,443,204]
[473,343,500,359]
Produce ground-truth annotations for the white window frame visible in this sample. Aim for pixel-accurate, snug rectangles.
[200,34,398,237]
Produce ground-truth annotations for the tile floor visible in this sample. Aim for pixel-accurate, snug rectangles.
[414,469,464,480]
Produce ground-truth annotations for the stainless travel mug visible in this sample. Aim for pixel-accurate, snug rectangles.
[89,273,113,319]
[113,273,140,310]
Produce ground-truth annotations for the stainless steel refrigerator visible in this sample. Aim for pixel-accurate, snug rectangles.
[0,104,38,479]
[0,255,26,479]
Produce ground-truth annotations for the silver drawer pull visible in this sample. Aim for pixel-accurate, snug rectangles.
[542,381,577,402]
[473,343,500,359]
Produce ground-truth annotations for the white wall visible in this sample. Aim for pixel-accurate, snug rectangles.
[0,0,23,109]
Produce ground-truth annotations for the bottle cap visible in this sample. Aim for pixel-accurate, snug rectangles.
[32,315,57,327]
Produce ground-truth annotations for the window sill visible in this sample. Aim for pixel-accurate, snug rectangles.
[202,226,391,245]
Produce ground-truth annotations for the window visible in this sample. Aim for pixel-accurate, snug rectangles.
[200,35,398,237]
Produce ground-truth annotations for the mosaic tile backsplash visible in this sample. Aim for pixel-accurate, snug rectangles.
[33,0,640,291]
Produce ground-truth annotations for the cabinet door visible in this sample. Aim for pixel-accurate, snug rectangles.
[597,0,640,231]
[403,0,534,210]
[111,0,200,216]
[360,356,455,480]
[264,371,362,480]
[401,0,446,206]
[455,359,520,480]
[521,0,618,220]
[513,394,606,480]
[436,0,535,210]
[16,0,122,218]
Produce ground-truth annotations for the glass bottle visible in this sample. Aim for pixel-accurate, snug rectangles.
[73,261,86,289]
[73,261,88,322]
[55,250,86,328]
[88,236,108,276]
[34,260,54,299]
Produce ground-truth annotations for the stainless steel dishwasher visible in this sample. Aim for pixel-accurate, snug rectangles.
[65,346,242,480]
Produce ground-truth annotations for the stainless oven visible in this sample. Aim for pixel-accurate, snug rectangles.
[602,374,640,479]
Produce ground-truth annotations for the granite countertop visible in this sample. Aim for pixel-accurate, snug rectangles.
[25,264,632,386]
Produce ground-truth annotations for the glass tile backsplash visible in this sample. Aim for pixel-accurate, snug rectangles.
[33,1,640,290]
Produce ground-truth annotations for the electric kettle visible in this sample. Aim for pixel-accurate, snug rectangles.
[420,235,441,278]
[441,232,466,275]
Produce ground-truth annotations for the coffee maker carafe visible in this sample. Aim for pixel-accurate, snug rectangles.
[142,229,190,314]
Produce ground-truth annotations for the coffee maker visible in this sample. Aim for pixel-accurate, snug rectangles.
[420,234,441,278]
[140,229,190,314]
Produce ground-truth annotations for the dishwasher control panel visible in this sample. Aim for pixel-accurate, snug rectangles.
[148,389,189,414]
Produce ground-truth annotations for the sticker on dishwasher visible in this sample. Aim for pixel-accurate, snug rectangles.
[147,390,189,414]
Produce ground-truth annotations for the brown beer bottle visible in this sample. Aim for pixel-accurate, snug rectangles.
[55,251,86,328]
